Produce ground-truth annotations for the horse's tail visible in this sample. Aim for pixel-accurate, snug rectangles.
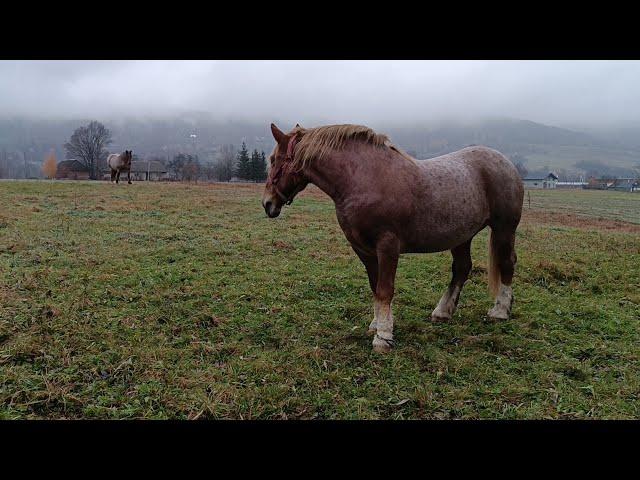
[488,228,501,298]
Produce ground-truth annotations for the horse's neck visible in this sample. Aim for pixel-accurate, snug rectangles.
[303,152,356,203]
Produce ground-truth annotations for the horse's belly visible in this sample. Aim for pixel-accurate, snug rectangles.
[402,203,489,253]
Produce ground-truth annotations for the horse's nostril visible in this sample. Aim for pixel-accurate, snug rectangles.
[264,201,272,212]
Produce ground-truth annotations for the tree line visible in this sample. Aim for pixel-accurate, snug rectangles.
[166,142,267,182]
[57,120,269,182]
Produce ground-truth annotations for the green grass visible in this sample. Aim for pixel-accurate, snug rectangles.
[1,181,639,419]
[525,188,640,224]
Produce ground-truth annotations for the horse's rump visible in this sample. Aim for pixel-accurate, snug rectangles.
[107,152,132,171]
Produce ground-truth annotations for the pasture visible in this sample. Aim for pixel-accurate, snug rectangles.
[1,181,639,419]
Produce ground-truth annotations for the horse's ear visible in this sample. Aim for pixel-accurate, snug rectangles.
[295,123,302,128]
[271,123,286,144]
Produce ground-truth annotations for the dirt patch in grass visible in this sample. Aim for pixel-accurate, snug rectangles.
[522,210,640,234]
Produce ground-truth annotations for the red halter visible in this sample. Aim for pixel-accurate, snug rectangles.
[271,134,300,205]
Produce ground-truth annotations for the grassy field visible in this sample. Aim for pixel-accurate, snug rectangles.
[525,188,640,224]
[1,181,639,419]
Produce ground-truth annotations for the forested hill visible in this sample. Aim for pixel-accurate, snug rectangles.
[1,114,639,179]
[383,117,639,177]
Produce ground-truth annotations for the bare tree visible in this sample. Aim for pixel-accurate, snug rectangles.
[514,162,528,179]
[213,144,236,182]
[64,121,112,180]
[509,153,529,179]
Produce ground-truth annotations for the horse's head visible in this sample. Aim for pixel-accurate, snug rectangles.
[124,150,133,166]
[262,123,308,218]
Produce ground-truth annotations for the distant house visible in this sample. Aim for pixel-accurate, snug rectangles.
[523,172,558,189]
[56,160,90,180]
[584,177,613,190]
[584,177,639,192]
[609,178,640,192]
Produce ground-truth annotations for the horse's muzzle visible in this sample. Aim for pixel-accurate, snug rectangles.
[263,200,281,218]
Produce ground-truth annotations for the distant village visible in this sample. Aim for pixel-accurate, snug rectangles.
[522,172,639,192]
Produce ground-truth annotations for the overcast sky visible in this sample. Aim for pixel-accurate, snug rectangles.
[1,60,639,129]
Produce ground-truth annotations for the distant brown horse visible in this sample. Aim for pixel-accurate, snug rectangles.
[262,123,524,353]
[107,150,133,184]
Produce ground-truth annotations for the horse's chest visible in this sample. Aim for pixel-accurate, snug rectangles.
[334,208,377,255]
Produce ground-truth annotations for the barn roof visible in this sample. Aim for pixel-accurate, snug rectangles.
[524,172,558,181]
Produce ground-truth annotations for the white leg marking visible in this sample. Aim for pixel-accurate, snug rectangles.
[487,283,513,320]
[367,300,380,335]
[431,285,461,321]
[372,299,395,353]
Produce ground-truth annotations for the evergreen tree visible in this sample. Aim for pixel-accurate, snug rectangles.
[258,151,267,182]
[235,142,251,180]
[249,148,267,182]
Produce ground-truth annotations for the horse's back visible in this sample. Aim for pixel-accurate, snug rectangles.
[418,146,524,224]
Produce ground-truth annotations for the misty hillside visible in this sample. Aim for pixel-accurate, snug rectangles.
[1,114,639,179]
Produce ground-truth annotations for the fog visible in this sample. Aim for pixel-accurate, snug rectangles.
[1,60,639,129]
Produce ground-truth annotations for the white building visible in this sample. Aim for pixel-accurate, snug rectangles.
[523,172,559,189]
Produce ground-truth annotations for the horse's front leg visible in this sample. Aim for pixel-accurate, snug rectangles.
[372,235,399,353]
[127,169,132,185]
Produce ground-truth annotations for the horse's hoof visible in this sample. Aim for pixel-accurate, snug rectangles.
[372,334,394,353]
[373,343,392,354]
[430,314,451,322]
[487,308,509,321]
[128,182,132,185]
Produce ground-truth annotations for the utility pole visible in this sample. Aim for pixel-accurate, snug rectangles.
[24,151,28,179]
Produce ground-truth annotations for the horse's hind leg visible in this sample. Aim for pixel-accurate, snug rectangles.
[487,227,517,321]
[353,248,379,335]
[110,169,116,183]
[431,239,472,322]
[115,170,121,184]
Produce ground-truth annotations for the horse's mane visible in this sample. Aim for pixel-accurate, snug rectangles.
[290,124,414,170]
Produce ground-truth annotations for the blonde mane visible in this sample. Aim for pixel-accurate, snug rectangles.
[288,124,412,170]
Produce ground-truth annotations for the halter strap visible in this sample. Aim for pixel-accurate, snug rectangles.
[273,184,292,204]
[270,134,301,205]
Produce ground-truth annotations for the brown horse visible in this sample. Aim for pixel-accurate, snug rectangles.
[262,123,524,353]
[107,150,133,184]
